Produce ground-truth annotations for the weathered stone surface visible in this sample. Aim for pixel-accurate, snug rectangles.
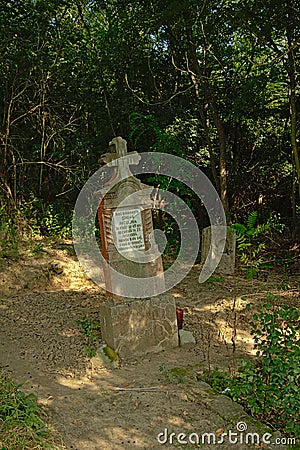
[204,391,245,419]
[190,382,289,450]
[97,138,177,357]
[99,294,178,357]
[201,226,236,275]
[179,329,196,346]
[97,136,165,298]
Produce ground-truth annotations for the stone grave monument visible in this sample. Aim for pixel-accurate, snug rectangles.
[201,225,236,275]
[96,137,178,358]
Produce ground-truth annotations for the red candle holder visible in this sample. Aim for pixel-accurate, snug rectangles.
[176,308,183,330]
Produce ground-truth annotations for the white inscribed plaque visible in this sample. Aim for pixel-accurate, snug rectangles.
[113,207,145,252]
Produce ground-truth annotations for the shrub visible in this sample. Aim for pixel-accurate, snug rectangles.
[228,303,300,437]
[230,211,285,278]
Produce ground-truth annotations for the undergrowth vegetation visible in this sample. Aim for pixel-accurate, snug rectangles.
[0,195,72,258]
[0,373,62,449]
[231,211,286,278]
[76,317,101,358]
[204,302,300,438]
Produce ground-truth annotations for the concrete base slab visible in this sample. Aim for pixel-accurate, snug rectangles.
[99,294,179,358]
[179,329,196,346]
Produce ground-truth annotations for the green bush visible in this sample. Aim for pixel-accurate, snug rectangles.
[230,211,285,278]
[0,205,21,257]
[19,194,72,238]
[228,303,300,437]
[0,194,72,256]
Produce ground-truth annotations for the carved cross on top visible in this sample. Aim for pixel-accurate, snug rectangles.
[99,137,141,186]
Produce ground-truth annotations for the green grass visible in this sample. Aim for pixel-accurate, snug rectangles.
[0,372,63,449]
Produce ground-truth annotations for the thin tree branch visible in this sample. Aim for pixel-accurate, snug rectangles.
[125,73,194,106]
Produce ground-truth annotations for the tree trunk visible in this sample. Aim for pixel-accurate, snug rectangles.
[1,91,16,208]
[185,25,230,216]
[189,72,219,189]
[287,36,300,200]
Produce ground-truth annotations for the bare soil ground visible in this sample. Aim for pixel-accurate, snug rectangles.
[0,240,299,449]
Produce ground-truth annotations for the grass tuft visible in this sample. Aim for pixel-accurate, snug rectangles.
[0,372,64,449]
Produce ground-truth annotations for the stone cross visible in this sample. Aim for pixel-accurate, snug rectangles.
[99,136,141,187]
[97,137,179,358]
[97,136,165,298]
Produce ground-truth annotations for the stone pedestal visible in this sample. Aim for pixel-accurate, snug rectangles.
[201,226,236,275]
[99,294,178,358]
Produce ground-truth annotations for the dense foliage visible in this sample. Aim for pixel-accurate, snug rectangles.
[205,301,300,437]
[0,0,299,231]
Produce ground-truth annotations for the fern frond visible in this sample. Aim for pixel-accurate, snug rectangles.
[253,223,270,237]
[247,211,258,230]
[230,223,247,235]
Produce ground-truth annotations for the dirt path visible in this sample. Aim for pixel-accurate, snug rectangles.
[0,244,299,449]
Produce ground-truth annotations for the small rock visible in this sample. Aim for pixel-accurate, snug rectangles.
[48,261,64,274]
[91,345,121,369]
[179,329,196,346]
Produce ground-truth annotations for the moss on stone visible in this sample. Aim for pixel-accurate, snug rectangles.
[102,345,120,362]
